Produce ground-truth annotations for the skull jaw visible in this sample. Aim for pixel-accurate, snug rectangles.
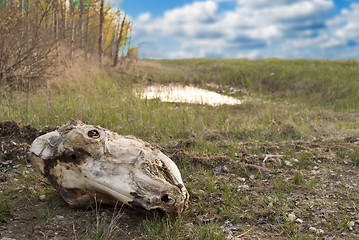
[49,181,189,215]
[32,154,189,214]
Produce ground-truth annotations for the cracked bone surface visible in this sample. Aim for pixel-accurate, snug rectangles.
[30,120,189,215]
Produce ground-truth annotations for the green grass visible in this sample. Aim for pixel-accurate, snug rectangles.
[293,171,303,185]
[348,148,359,166]
[0,198,11,222]
[142,215,228,240]
[1,59,358,143]
[156,59,359,112]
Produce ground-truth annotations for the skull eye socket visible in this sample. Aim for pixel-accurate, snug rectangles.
[87,129,100,139]
[161,194,170,203]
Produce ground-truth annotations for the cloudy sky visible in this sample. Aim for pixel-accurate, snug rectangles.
[118,0,359,59]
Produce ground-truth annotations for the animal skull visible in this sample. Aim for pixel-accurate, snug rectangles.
[30,120,189,215]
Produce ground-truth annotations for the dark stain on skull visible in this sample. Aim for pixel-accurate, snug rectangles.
[57,148,91,165]
[41,148,91,200]
[130,191,144,200]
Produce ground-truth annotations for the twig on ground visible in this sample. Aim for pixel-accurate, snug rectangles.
[236,227,253,238]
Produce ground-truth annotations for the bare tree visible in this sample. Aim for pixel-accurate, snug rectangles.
[0,0,133,88]
[113,13,126,67]
[0,1,58,88]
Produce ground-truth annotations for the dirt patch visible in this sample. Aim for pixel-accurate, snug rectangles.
[0,121,56,172]
[167,137,359,239]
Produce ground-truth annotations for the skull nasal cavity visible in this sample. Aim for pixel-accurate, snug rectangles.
[161,194,170,203]
[87,129,100,138]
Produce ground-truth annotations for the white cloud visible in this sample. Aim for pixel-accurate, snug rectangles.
[132,0,359,59]
[327,3,359,40]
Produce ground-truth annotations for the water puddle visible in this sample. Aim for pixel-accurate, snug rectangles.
[136,85,242,106]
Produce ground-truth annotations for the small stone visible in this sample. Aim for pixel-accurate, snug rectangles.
[349,221,355,230]
[249,175,255,180]
[56,215,64,221]
[309,227,324,234]
[3,160,13,166]
[229,226,240,231]
[295,218,304,224]
[288,213,296,221]
[313,166,319,170]
[12,164,21,169]
[185,223,194,229]
[1,237,17,240]
[198,190,205,195]
[293,158,299,163]
[28,187,37,194]
[39,195,46,201]
[311,170,319,175]
[268,202,273,208]
[284,160,292,167]
[238,177,246,182]
[236,184,249,192]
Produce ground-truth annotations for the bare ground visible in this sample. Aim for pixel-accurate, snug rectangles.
[1,121,359,239]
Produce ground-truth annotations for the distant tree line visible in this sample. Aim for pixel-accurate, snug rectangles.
[0,0,134,88]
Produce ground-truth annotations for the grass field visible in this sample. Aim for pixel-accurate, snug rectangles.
[2,59,359,142]
[1,59,359,239]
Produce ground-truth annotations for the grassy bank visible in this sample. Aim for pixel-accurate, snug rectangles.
[155,59,359,112]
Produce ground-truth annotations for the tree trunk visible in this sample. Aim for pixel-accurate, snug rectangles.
[53,0,58,54]
[53,0,58,40]
[113,14,126,67]
[19,0,23,11]
[85,2,90,58]
[60,0,66,39]
[99,0,104,65]
[79,0,84,49]
[110,21,118,59]
[69,0,75,59]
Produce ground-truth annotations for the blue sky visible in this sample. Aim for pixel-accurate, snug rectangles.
[115,0,359,59]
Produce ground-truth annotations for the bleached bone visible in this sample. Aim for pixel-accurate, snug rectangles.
[30,120,189,215]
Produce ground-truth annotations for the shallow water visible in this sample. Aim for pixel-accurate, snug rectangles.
[137,85,242,106]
